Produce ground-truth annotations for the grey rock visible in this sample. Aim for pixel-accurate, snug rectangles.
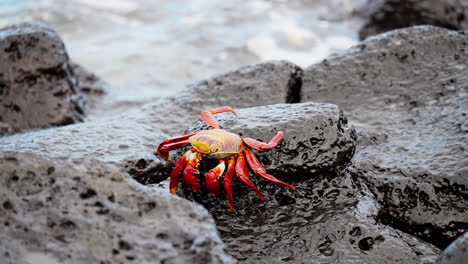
[0,60,304,263]
[174,104,438,263]
[126,60,303,184]
[0,112,234,263]
[182,166,441,263]
[184,102,356,177]
[0,22,106,134]
[438,232,468,264]
[359,0,468,40]
[0,154,234,264]
[302,26,468,248]
[70,62,107,108]
[131,60,302,136]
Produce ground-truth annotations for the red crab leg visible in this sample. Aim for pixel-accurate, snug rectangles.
[157,140,190,162]
[242,131,284,150]
[169,150,189,194]
[223,157,236,213]
[199,106,237,129]
[156,133,196,160]
[244,148,296,190]
[205,160,226,196]
[182,149,203,192]
[235,152,265,200]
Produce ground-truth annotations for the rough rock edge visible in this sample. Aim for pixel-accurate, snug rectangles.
[359,0,468,40]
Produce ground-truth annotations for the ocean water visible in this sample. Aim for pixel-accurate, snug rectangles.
[0,0,366,116]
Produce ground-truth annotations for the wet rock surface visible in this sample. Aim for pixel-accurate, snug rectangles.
[179,166,440,263]
[1,22,466,263]
[302,26,468,249]
[124,60,303,185]
[0,155,234,264]
[184,103,356,177]
[0,22,106,135]
[0,113,234,263]
[437,232,468,264]
[359,0,468,40]
[0,60,305,263]
[170,103,440,263]
[130,60,302,135]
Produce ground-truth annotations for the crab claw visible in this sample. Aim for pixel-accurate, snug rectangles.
[156,133,195,162]
[183,164,201,192]
[182,150,202,192]
[205,160,226,196]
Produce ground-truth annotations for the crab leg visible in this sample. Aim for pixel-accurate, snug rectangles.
[205,160,226,196]
[157,133,196,161]
[182,149,203,192]
[199,106,237,129]
[235,152,265,200]
[223,157,236,213]
[243,131,284,150]
[157,133,196,153]
[157,140,191,162]
[244,148,296,190]
[169,150,189,194]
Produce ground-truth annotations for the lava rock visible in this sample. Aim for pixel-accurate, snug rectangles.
[184,102,357,177]
[0,60,305,263]
[181,166,441,263]
[359,0,468,40]
[438,232,468,264]
[176,103,439,263]
[0,22,106,134]
[0,154,234,264]
[123,60,303,184]
[0,113,234,263]
[302,26,468,249]
[70,62,107,108]
[132,60,302,135]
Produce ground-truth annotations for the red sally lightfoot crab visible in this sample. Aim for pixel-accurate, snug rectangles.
[156,106,295,212]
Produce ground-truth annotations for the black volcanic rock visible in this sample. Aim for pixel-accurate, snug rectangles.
[438,232,468,264]
[175,103,439,263]
[359,0,468,40]
[0,60,305,264]
[0,22,106,135]
[302,26,468,249]
[185,102,356,177]
[135,60,302,135]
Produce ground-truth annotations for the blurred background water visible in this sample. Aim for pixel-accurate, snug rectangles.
[0,0,366,116]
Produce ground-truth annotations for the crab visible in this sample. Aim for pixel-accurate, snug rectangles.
[156,106,295,212]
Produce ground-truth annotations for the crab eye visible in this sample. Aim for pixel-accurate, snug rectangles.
[210,145,219,153]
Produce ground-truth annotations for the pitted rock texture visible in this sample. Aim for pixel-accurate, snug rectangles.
[121,60,303,184]
[184,103,356,177]
[302,26,468,248]
[70,62,107,109]
[129,60,302,135]
[179,167,440,263]
[0,22,106,134]
[359,0,468,40]
[0,113,234,263]
[438,232,468,264]
[0,60,306,264]
[174,103,438,263]
[0,155,233,264]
